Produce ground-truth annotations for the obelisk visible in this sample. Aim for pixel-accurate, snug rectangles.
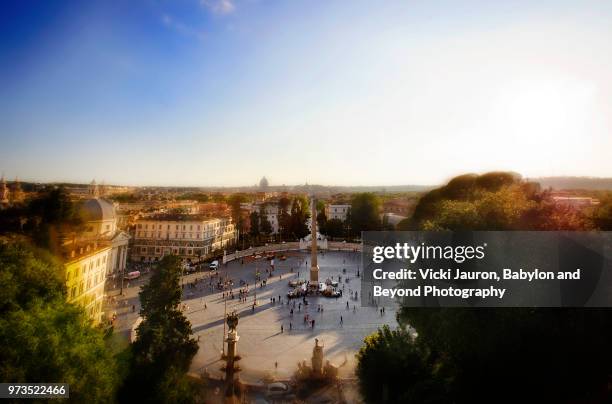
[310,196,319,283]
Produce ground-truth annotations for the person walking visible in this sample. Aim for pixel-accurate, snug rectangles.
[281,324,284,333]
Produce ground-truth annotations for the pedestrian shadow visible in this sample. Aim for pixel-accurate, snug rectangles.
[191,301,276,333]
[263,331,282,340]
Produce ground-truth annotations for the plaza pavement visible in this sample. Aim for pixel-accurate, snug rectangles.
[107,250,398,384]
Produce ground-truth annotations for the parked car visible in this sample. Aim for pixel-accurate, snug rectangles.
[325,278,339,287]
[124,271,140,280]
[287,288,305,298]
[288,279,306,287]
[209,260,219,271]
[266,382,290,398]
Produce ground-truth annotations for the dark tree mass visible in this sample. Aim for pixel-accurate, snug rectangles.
[358,172,612,404]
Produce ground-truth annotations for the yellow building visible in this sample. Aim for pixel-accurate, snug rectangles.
[64,241,112,325]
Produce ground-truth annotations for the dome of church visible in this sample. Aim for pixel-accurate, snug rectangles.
[259,176,269,189]
[81,198,116,222]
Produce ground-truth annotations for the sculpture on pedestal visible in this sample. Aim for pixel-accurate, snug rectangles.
[222,311,242,403]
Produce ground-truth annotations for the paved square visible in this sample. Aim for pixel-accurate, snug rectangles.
[187,251,397,383]
[108,250,398,384]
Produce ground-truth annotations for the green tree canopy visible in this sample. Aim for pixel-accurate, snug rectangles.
[358,172,612,403]
[249,211,260,239]
[120,255,198,403]
[0,241,120,403]
[356,325,445,404]
[260,209,273,236]
[325,218,344,238]
[349,193,381,235]
[289,197,310,239]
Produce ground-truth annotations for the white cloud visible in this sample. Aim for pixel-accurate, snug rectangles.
[161,13,206,41]
[201,0,235,15]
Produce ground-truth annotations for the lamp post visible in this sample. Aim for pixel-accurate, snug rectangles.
[120,245,125,296]
[222,293,227,356]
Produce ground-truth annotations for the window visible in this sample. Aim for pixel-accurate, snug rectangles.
[66,271,71,281]
[70,287,76,299]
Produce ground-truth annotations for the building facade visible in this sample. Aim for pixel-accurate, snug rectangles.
[64,241,112,325]
[259,202,280,234]
[80,197,130,276]
[241,201,281,234]
[325,204,351,222]
[131,214,238,262]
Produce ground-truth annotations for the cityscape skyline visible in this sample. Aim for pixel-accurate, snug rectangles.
[2,0,612,186]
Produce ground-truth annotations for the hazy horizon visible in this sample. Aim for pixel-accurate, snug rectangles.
[2,1,611,186]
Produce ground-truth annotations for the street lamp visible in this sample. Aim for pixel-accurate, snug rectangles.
[120,246,126,296]
[222,291,227,356]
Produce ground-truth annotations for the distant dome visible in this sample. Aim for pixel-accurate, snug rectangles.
[81,198,116,222]
[259,176,269,189]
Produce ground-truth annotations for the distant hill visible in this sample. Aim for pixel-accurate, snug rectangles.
[531,177,612,190]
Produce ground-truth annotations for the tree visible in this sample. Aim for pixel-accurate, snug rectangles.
[0,241,120,402]
[260,209,273,239]
[349,193,381,235]
[361,172,612,403]
[406,172,591,231]
[278,197,291,240]
[119,255,198,403]
[593,198,612,230]
[228,194,248,242]
[23,187,84,253]
[290,197,310,239]
[316,209,327,235]
[356,325,445,404]
[325,218,344,239]
[398,307,612,403]
[249,211,260,241]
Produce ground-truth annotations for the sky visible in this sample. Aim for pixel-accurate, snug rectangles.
[1,0,611,187]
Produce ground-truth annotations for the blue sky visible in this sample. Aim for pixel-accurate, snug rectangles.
[1,0,611,186]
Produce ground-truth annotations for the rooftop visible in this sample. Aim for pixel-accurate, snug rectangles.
[137,213,230,222]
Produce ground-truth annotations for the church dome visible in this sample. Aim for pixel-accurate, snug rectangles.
[81,198,116,222]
